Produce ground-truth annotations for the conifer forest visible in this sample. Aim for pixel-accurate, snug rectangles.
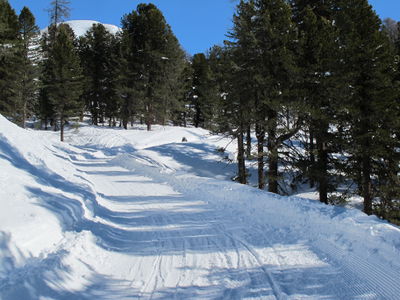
[2,1,400,298]
[1,0,400,227]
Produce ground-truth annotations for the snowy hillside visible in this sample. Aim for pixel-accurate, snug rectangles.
[41,20,121,37]
[1,115,400,299]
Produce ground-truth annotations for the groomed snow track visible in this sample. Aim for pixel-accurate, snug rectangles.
[1,118,400,299]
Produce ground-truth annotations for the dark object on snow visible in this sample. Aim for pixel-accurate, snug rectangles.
[182,137,187,142]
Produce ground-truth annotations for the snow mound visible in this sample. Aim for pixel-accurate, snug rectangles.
[41,20,121,37]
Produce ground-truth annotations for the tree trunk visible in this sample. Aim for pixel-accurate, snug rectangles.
[22,102,27,129]
[122,118,128,130]
[183,111,187,128]
[268,148,279,194]
[92,100,98,126]
[60,116,64,142]
[194,103,201,128]
[267,110,278,194]
[237,126,247,184]
[362,153,373,215]
[309,128,315,188]
[146,103,152,131]
[316,133,328,204]
[256,123,265,189]
[246,125,252,158]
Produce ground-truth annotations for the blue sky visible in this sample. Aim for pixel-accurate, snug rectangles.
[8,0,400,55]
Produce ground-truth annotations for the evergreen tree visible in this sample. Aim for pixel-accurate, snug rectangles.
[291,1,343,204]
[47,0,71,25]
[79,23,120,126]
[336,0,399,215]
[254,0,300,193]
[191,53,218,129]
[171,58,193,127]
[15,6,40,128]
[227,0,261,186]
[0,0,20,117]
[41,24,82,141]
[120,4,185,130]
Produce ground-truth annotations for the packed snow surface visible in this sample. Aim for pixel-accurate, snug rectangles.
[1,115,400,299]
[41,20,121,37]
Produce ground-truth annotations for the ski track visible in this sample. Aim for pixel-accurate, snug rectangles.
[41,142,398,300]
[1,122,400,299]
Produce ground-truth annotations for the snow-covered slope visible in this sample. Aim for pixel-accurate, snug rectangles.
[41,20,121,37]
[1,115,400,299]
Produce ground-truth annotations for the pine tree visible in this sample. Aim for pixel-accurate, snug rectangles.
[336,0,399,215]
[191,53,218,129]
[47,0,71,25]
[15,6,40,128]
[41,24,82,141]
[227,0,261,186]
[254,0,300,193]
[120,3,185,130]
[291,1,343,204]
[79,23,119,126]
[171,59,193,127]
[0,0,20,117]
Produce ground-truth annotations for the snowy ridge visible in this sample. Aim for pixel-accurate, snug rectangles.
[41,20,121,37]
[1,115,400,299]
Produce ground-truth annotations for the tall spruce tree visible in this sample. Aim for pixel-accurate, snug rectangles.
[15,6,40,128]
[227,0,262,186]
[336,0,399,215]
[171,59,193,127]
[253,0,300,193]
[41,24,82,141]
[291,0,343,204]
[191,53,218,129]
[0,0,20,118]
[120,3,185,130]
[79,24,119,126]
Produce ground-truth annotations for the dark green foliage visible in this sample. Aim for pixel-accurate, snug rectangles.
[335,0,400,215]
[78,24,120,126]
[191,53,219,129]
[171,59,193,127]
[0,0,20,117]
[15,6,40,128]
[119,3,185,130]
[227,0,300,191]
[40,24,83,141]
[292,1,343,203]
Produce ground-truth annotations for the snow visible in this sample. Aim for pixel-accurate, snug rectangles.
[41,20,121,37]
[1,115,400,299]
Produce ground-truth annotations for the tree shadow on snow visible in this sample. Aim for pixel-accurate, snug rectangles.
[0,232,137,300]
[0,138,388,299]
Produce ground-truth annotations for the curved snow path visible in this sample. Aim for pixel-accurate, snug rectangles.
[40,145,399,300]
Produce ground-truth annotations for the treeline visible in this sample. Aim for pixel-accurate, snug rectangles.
[0,0,399,223]
[0,0,189,136]
[201,0,400,224]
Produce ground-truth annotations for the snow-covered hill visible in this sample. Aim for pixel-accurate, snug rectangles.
[1,115,400,299]
[41,20,121,37]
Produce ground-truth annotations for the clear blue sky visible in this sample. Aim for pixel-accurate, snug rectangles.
[7,0,400,55]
